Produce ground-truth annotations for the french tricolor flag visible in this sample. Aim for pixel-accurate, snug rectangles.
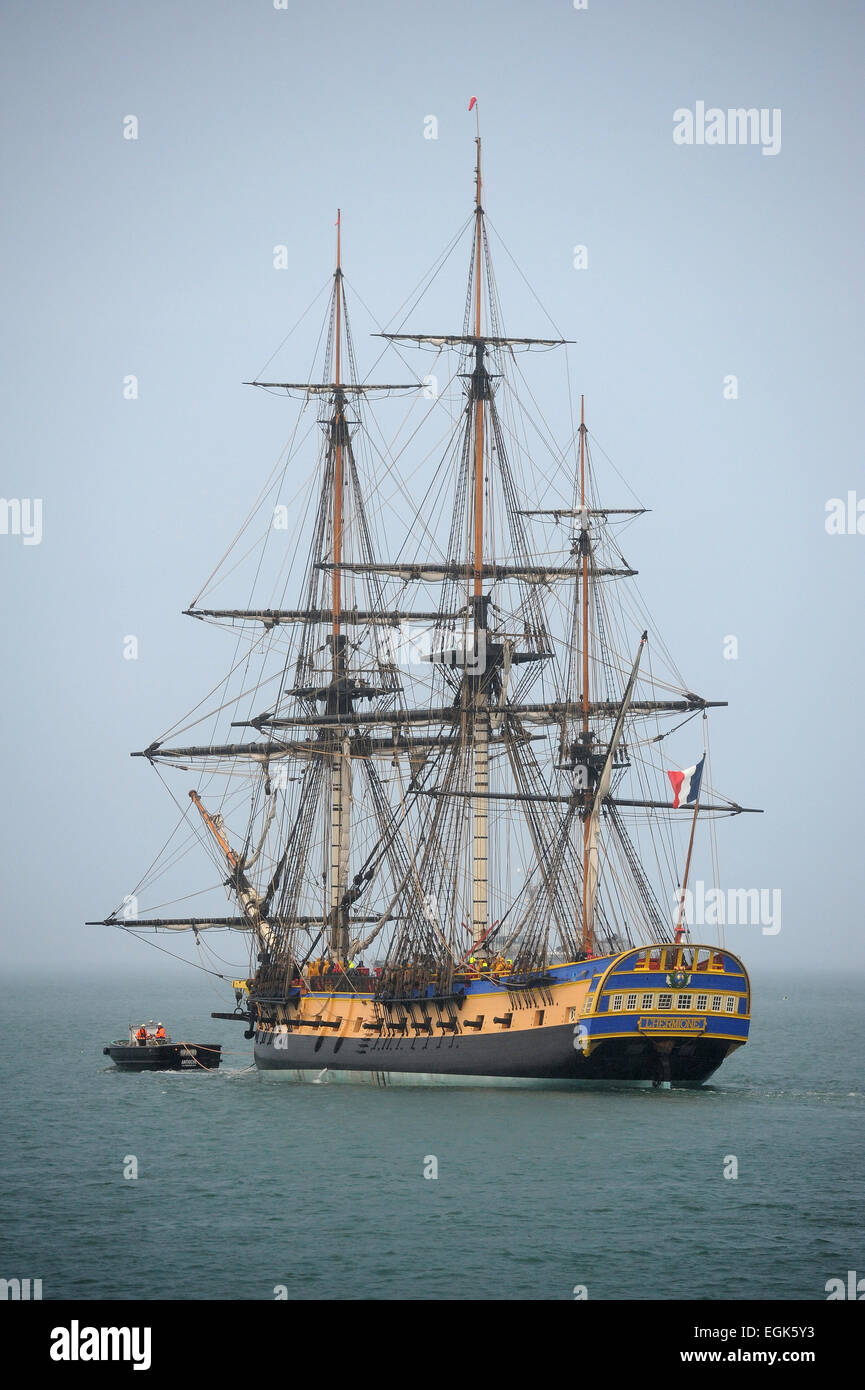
[668,756,705,808]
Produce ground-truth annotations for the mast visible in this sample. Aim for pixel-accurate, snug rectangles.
[579,396,589,735]
[472,137,484,604]
[333,208,343,646]
[579,396,594,955]
[329,210,351,960]
[471,124,489,946]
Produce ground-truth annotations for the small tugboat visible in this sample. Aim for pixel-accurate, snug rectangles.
[103,1022,222,1071]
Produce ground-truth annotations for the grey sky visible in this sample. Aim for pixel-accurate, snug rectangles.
[2,0,862,975]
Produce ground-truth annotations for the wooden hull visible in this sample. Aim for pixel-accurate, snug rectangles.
[249,943,750,1087]
[254,1024,739,1085]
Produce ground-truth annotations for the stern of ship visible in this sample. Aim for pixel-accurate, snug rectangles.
[572,942,749,1084]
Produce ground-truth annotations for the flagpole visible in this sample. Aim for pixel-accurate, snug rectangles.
[673,718,707,944]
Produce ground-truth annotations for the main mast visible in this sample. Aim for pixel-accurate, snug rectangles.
[329,210,351,960]
[470,132,490,946]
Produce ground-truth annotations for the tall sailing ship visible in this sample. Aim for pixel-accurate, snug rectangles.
[93,125,758,1087]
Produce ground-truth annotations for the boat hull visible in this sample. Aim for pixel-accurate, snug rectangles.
[103,1043,222,1071]
[254,1024,738,1085]
[246,942,750,1087]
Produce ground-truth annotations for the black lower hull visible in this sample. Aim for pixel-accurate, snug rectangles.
[103,1043,222,1071]
[254,1024,737,1085]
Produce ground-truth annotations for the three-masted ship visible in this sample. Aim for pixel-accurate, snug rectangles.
[93,126,757,1087]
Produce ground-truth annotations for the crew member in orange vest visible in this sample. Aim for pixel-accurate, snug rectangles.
[155,1024,166,1042]
[136,1026,147,1046]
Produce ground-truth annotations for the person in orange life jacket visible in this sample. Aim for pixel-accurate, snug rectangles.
[136,1026,147,1046]
[155,1024,166,1042]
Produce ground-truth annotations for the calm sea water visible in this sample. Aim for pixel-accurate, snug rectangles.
[1,969,861,1301]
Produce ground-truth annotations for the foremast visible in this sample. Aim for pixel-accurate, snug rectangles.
[120,218,431,995]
